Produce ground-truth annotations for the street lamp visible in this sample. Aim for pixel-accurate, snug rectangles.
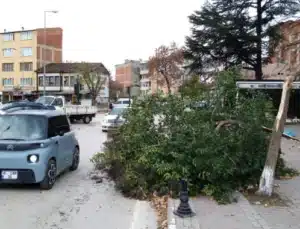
[43,10,58,96]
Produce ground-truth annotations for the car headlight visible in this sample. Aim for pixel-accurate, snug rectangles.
[28,154,39,163]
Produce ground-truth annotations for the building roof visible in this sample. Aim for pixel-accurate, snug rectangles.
[35,62,110,75]
[0,27,62,35]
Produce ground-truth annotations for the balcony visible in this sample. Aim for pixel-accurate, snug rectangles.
[140,77,150,83]
[140,68,149,75]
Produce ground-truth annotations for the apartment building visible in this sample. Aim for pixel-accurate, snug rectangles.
[270,20,300,68]
[139,61,151,95]
[115,59,141,96]
[0,27,63,101]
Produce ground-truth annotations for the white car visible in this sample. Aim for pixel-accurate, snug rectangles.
[113,98,132,108]
[101,107,129,132]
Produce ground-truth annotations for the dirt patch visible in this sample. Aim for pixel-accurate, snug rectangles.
[151,194,168,229]
[243,188,289,207]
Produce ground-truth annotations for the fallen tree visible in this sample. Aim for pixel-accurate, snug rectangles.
[92,69,298,203]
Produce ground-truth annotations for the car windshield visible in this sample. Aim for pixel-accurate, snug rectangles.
[0,115,47,141]
[109,107,127,115]
[35,96,55,105]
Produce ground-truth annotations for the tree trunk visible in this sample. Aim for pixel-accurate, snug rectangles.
[255,0,263,81]
[163,75,171,94]
[91,93,97,106]
[257,75,294,196]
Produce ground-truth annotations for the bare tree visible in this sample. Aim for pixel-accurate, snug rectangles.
[109,78,122,101]
[76,62,108,106]
[148,42,184,94]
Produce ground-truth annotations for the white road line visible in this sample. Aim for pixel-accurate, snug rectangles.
[130,200,141,229]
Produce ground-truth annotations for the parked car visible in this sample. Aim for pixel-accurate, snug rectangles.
[0,107,80,190]
[0,101,55,114]
[101,106,129,132]
[113,98,132,108]
[36,96,97,124]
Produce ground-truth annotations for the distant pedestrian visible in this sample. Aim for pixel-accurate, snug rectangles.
[109,102,113,110]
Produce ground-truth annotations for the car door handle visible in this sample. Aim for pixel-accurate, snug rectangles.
[55,141,59,145]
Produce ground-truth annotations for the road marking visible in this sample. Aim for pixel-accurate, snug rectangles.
[130,200,141,229]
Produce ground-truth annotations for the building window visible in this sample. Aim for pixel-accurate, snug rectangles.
[21,47,33,56]
[39,76,43,86]
[20,31,33,40]
[3,48,14,57]
[20,62,33,71]
[70,76,76,86]
[38,75,60,86]
[2,78,14,86]
[64,76,69,86]
[290,49,298,66]
[20,78,33,86]
[3,33,14,41]
[2,63,14,72]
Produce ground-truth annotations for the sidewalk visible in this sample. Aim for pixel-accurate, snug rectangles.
[168,193,271,229]
[168,132,300,229]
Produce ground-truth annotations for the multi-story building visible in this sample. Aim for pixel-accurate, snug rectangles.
[115,59,141,96]
[139,61,151,95]
[0,27,63,101]
[35,62,110,103]
[270,19,300,69]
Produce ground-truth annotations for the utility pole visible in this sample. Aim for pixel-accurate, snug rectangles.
[43,10,58,96]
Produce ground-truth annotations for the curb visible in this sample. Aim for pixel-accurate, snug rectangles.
[167,198,177,229]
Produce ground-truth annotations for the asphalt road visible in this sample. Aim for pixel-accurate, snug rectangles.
[0,114,156,229]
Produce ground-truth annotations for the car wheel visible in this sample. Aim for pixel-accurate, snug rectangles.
[70,147,80,171]
[83,116,92,124]
[40,159,57,190]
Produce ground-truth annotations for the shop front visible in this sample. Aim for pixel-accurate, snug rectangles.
[236,80,300,118]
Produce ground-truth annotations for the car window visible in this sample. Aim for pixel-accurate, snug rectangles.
[0,115,47,140]
[123,100,130,104]
[36,96,55,105]
[109,107,126,115]
[48,115,70,138]
[53,98,63,107]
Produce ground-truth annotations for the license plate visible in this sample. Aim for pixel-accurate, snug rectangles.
[1,171,18,180]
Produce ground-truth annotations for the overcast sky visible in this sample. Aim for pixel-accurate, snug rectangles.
[0,0,202,75]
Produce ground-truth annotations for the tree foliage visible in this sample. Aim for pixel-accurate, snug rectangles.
[148,42,184,94]
[91,69,298,203]
[76,62,108,105]
[184,0,300,80]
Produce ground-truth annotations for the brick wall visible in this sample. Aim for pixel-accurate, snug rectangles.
[115,64,132,88]
[36,27,63,48]
[36,27,63,68]
[270,20,300,66]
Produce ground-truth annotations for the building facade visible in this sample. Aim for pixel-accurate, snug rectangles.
[115,59,141,96]
[270,20,300,68]
[0,27,63,101]
[35,63,110,103]
[139,61,151,95]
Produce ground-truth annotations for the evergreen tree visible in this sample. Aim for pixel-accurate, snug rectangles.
[185,0,300,80]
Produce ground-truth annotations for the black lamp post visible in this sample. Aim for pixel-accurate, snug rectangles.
[173,179,195,218]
